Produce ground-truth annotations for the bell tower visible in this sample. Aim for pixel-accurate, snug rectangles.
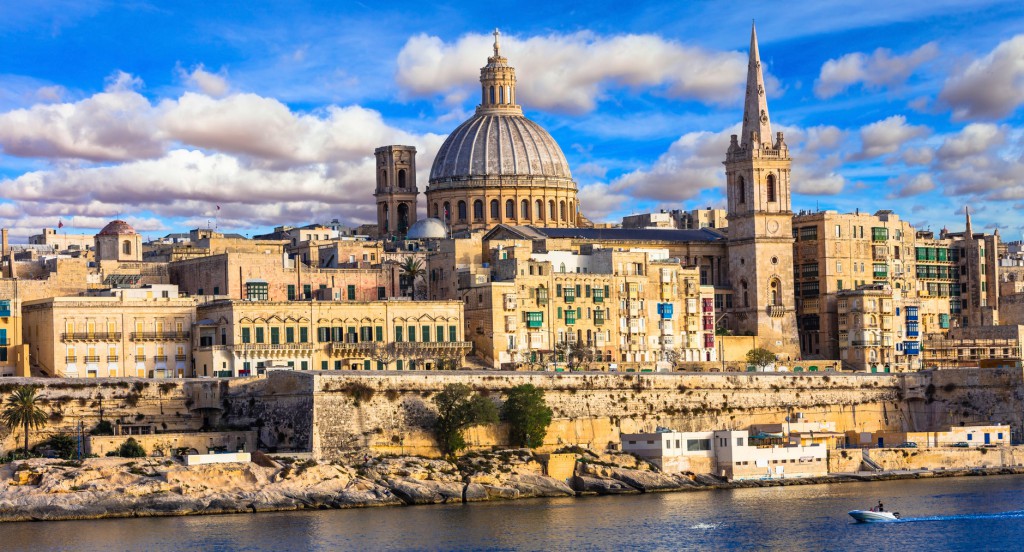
[724,23,799,358]
[374,145,418,238]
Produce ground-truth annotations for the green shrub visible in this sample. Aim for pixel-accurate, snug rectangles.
[501,384,553,449]
[117,438,147,458]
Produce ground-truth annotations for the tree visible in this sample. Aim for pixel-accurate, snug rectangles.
[117,437,147,458]
[1,385,48,454]
[433,383,498,456]
[501,384,553,448]
[399,256,425,299]
[556,340,595,371]
[46,433,77,459]
[746,348,777,371]
[370,342,396,370]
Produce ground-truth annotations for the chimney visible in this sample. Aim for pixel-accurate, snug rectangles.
[1,228,8,256]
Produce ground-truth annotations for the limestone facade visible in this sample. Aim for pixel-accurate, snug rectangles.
[463,245,716,369]
[424,30,580,234]
[374,145,419,238]
[723,25,798,357]
[22,285,197,378]
[192,299,469,377]
[94,220,142,263]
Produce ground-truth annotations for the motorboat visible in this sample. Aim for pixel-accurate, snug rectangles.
[849,509,900,522]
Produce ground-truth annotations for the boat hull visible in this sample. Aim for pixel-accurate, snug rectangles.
[849,510,899,523]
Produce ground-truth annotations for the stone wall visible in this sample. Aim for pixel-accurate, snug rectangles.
[869,446,1024,471]
[87,430,256,456]
[303,367,1024,460]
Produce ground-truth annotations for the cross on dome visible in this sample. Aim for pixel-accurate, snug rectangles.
[493,28,501,56]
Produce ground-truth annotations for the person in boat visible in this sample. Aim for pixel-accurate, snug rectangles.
[877,501,884,512]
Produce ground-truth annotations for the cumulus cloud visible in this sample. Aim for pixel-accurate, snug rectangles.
[853,115,930,160]
[940,35,1024,120]
[815,42,938,99]
[396,31,751,114]
[0,75,163,161]
[927,123,1024,200]
[178,64,230,97]
[887,174,936,198]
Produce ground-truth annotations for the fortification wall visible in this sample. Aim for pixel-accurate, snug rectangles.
[305,368,1024,460]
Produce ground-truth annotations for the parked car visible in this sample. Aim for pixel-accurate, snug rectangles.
[951,442,970,448]
[896,442,918,448]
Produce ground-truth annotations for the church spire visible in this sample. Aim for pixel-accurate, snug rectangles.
[740,22,773,149]
[478,28,521,114]
[965,206,973,238]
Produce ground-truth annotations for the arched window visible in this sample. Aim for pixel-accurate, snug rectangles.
[473,200,484,220]
[489,86,495,104]
[443,202,451,222]
[521,199,530,220]
[381,169,387,187]
[490,199,500,219]
[457,201,467,221]
[741,280,749,308]
[770,279,780,306]
[738,175,746,204]
[560,200,566,221]
[549,200,556,220]
[568,201,574,222]
[398,169,406,188]
[505,199,515,219]
[560,263,566,273]
[123,240,132,255]
[433,203,439,218]
[766,174,776,202]
[499,86,504,104]
[535,199,543,221]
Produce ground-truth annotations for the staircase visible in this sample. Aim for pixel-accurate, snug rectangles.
[862,449,884,472]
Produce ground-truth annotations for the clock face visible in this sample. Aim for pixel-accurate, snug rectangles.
[767,220,780,234]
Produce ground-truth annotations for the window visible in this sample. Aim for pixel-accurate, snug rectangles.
[318,327,330,342]
[303,284,311,299]
[270,327,280,344]
[549,200,556,220]
[287,285,296,301]
[474,200,484,220]
[766,174,776,202]
[458,200,467,220]
[506,199,515,219]
[255,327,265,343]
[395,326,403,342]
[422,326,431,342]
[300,327,308,343]
[397,169,406,188]
[564,286,576,302]
[738,175,745,203]
[347,285,356,300]
[686,439,711,452]
[535,199,543,220]
[285,327,295,343]
[241,328,251,343]
[449,325,457,342]
[245,281,268,301]
[521,199,530,219]
[123,240,132,255]
[565,309,576,324]
[490,199,500,219]
[525,312,544,328]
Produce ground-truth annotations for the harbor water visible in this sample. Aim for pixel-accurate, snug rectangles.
[5,474,1024,551]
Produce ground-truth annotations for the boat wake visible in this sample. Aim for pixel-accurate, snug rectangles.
[894,510,1024,523]
[690,522,720,530]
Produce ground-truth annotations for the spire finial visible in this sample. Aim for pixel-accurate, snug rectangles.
[739,21,772,150]
[493,28,501,56]
[965,206,973,237]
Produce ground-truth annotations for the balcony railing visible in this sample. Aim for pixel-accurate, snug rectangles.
[154,355,168,362]
[62,332,122,342]
[131,331,191,341]
[238,342,317,352]
[328,342,376,356]
[175,354,187,361]
[107,356,119,362]
[851,340,881,347]
[136,355,147,361]
[65,356,77,363]
[83,355,101,363]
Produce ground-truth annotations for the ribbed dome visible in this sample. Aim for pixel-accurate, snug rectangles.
[97,219,136,236]
[429,113,573,185]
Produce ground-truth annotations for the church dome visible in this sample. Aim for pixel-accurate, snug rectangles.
[429,113,573,185]
[97,219,136,236]
[406,217,448,239]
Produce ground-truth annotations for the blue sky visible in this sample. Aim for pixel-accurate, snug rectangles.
[1,0,1023,241]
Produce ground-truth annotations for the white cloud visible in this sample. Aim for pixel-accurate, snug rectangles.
[815,42,938,99]
[940,35,1024,120]
[396,31,751,114]
[854,115,930,160]
[179,64,230,97]
[888,174,936,198]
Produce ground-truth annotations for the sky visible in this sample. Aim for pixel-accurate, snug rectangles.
[2,0,1024,241]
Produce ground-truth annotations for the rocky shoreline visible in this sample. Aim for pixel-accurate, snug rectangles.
[3,450,1023,523]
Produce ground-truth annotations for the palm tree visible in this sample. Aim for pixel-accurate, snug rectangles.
[1,386,48,455]
[399,256,425,298]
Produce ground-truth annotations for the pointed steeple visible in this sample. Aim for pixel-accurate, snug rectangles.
[740,22,773,149]
[965,206,973,238]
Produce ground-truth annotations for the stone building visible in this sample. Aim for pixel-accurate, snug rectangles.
[921,325,1023,369]
[22,284,197,378]
[621,208,728,232]
[462,245,716,369]
[94,220,142,263]
[793,208,997,363]
[29,228,94,255]
[423,30,582,234]
[192,299,469,376]
[835,285,923,372]
[374,145,419,238]
[723,24,798,358]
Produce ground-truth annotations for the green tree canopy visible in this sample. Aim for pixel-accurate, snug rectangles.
[501,384,553,449]
[746,348,777,370]
[117,437,147,458]
[1,385,48,454]
[46,433,77,459]
[433,383,498,456]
